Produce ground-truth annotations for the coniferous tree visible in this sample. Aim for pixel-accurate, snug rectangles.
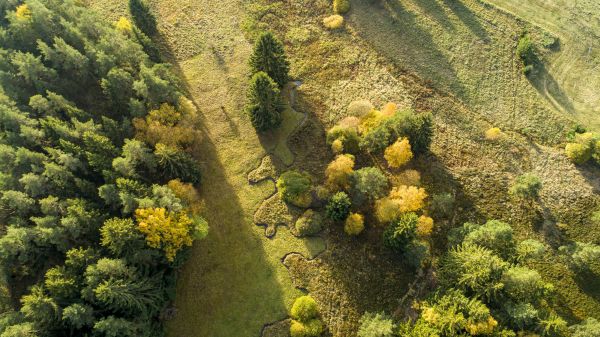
[247,72,283,131]
[249,32,290,87]
[129,0,158,37]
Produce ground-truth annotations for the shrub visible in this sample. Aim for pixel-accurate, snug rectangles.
[326,125,360,154]
[249,32,290,87]
[357,312,395,337]
[351,167,388,203]
[344,213,364,236]
[384,138,413,168]
[403,240,430,269]
[277,171,312,208]
[290,296,319,322]
[509,173,542,200]
[333,0,350,14]
[516,35,535,66]
[129,0,158,36]
[325,154,355,191]
[485,127,503,141]
[428,193,454,219]
[290,318,324,337]
[348,100,374,117]
[247,72,283,132]
[326,192,351,221]
[323,15,344,30]
[565,142,592,164]
[295,210,323,236]
[383,212,418,252]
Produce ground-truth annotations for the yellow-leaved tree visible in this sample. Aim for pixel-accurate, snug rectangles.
[115,17,133,35]
[135,208,196,262]
[376,185,427,223]
[417,215,434,237]
[384,138,413,168]
[325,154,355,191]
[16,4,32,20]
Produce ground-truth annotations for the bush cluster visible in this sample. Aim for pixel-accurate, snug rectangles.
[290,296,324,337]
[277,170,313,208]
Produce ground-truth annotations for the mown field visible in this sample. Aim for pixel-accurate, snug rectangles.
[86,0,600,336]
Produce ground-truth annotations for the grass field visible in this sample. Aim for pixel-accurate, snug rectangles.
[483,0,600,128]
[86,0,600,335]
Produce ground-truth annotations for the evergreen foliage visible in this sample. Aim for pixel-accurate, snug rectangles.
[249,32,290,87]
[247,72,283,131]
[0,2,206,336]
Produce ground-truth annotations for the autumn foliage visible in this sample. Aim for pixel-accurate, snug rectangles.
[135,208,195,261]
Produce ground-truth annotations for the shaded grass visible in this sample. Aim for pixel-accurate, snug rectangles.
[86,0,326,336]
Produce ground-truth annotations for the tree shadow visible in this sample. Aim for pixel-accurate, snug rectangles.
[153,30,288,337]
[441,0,489,41]
[348,0,466,96]
[574,268,600,302]
[527,56,576,115]
[411,0,456,31]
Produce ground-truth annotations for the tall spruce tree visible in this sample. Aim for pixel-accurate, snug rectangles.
[129,0,158,37]
[249,32,290,87]
[247,72,283,131]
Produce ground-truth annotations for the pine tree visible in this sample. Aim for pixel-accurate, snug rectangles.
[129,0,158,37]
[249,32,290,87]
[247,72,283,131]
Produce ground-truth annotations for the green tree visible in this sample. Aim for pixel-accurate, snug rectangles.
[129,0,158,36]
[383,212,418,252]
[351,167,388,203]
[100,218,146,258]
[249,32,290,87]
[0,323,38,337]
[93,316,137,337]
[462,220,516,259]
[154,143,201,184]
[101,68,134,111]
[357,312,395,337]
[20,286,60,330]
[246,72,283,131]
[326,192,351,221]
[93,278,162,316]
[510,173,542,200]
[61,303,95,330]
[501,266,548,303]
[439,243,508,300]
